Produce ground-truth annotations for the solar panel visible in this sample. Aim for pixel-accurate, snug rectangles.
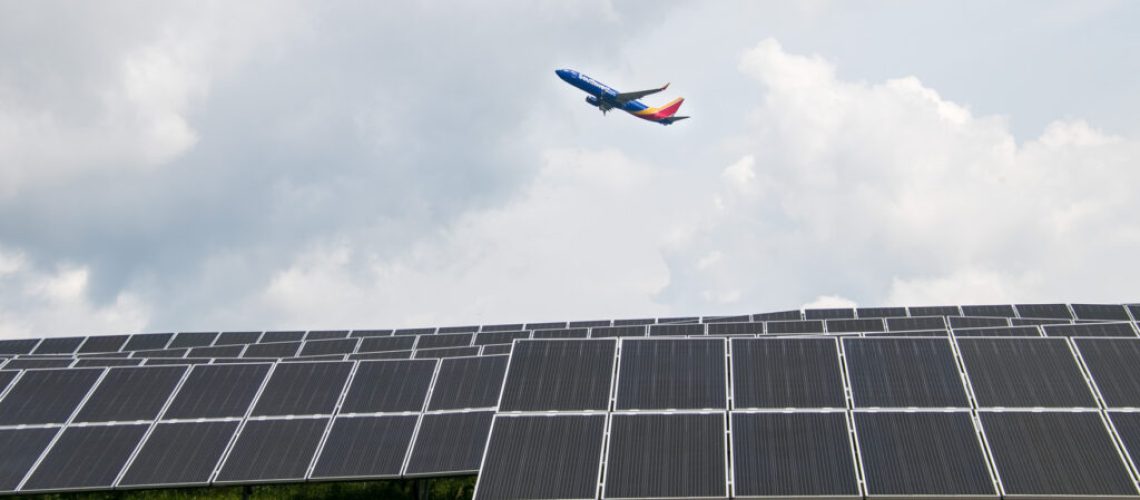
[826,318,885,333]
[612,318,654,326]
[766,320,824,334]
[590,326,646,338]
[167,332,218,349]
[706,322,762,335]
[1107,412,1140,475]
[358,335,416,353]
[980,411,1135,496]
[856,307,908,318]
[473,331,529,346]
[949,316,1009,328]
[752,310,802,321]
[732,338,845,408]
[413,346,480,359]
[657,316,699,324]
[908,305,961,316]
[2,358,73,369]
[349,329,394,338]
[498,340,615,412]
[241,341,300,358]
[251,361,352,416]
[1074,339,1140,407]
[1044,322,1137,337]
[957,338,1097,408]
[213,331,262,345]
[1015,303,1073,319]
[568,319,610,328]
[132,348,187,358]
[73,358,144,368]
[188,345,244,358]
[843,338,969,408]
[74,366,186,423]
[416,333,474,349]
[339,360,436,413]
[31,337,84,355]
[648,323,706,336]
[481,344,512,355]
[961,305,1016,317]
[0,339,40,355]
[703,314,750,323]
[886,316,946,331]
[604,413,726,499]
[731,412,857,497]
[162,363,271,419]
[863,330,948,337]
[1010,317,1071,326]
[77,335,129,354]
[804,308,855,320]
[854,412,994,496]
[405,411,494,476]
[396,328,436,336]
[531,328,588,338]
[350,350,413,360]
[524,322,567,330]
[0,427,58,492]
[214,418,328,483]
[21,424,149,492]
[428,356,508,411]
[953,325,1041,337]
[299,338,359,356]
[0,368,103,425]
[310,415,418,479]
[616,339,726,410]
[122,333,173,351]
[118,421,239,488]
[475,414,605,500]
[259,331,304,343]
[437,326,478,334]
[305,330,349,341]
[482,323,525,332]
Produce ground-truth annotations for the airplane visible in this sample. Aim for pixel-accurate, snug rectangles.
[556,69,689,126]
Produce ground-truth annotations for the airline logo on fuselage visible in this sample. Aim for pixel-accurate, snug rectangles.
[578,74,613,93]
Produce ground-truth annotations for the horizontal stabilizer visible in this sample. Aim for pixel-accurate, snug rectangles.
[660,115,689,125]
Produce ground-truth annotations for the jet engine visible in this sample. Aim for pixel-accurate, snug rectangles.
[585,95,600,107]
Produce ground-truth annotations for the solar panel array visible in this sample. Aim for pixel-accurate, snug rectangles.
[0,303,1139,497]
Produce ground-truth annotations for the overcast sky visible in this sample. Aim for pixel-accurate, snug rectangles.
[1,1,1138,337]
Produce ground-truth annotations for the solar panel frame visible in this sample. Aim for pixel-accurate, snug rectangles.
[73,365,187,423]
[31,337,84,355]
[213,331,262,345]
[956,337,1098,408]
[473,413,607,500]
[766,320,825,334]
[949,316,1011,328]
[305,330,350,341]
[907,305,961,316]
[842,338,971,408]
[707,322,763,335]
[298,338,360,357]
[308,415,419,480]
[615,338,727,410]
[250,361,353,417]
[886,316,947,331]
[0,339,40,356]
[241,341,300,358]
[649,323,706,336]
[350,350,413,360]
[437,325,478,334]
[357,335,416,353]
[348,329,394,338]
[953,325,1043,337]
[167,332,218,349]
[2,358,74,369]
[826,318,886,333]
[404,411,494,477]
[1044,322,1138,337]
[524,321,567,330]
[77,335,129,354]
[752,310,802,321]
[0,368,105,425]
[730,411,859,498]
[213,417,330,484]
[427,355,508,411]
[480,344,512,356]
[603,412,728,499]
[413,346,480,359]
[473,330,529,346]
[979,410,1136,496]
[590,325,647,338]
[1074,338,1140,408]
[481,323,525,332]
[338,359,437,414]
[122,333,173,352]
[856,307,908,318]
[415,333,474,349]
[0,427,59,493]
[162,363,272,420]
[731,338,847,409]
[19,423,150,492]
[498,339,617,412]
[116,420,240,489]
[258,331,304,343]
[853,411,997,497]
[531,327,588,338]
[187,345,244,358]
[1014,303,1073,319]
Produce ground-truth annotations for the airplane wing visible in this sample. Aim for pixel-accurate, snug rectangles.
[613,83,669,103]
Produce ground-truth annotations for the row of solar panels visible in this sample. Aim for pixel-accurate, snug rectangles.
[0,303,1135,358]
[0,355,507,493]
[2,315,1136,363]
[475,337,1140,498]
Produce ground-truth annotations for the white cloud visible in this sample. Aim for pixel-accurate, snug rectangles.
[802,295,858,310]
[0,247,149,337]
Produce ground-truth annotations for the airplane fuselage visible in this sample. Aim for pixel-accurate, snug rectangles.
[555,69,686,125]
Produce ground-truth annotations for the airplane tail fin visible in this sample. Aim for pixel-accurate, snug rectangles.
[657,97,685,118]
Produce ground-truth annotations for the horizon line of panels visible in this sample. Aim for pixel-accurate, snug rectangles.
[477,336,1140,498]
[2,318,1135,363]
[0,303,1134,357]
[0,354,513,493]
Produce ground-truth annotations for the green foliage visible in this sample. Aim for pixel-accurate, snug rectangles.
[13,477,476,500]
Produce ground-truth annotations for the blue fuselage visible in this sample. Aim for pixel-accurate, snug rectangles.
[556,69,650,113]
